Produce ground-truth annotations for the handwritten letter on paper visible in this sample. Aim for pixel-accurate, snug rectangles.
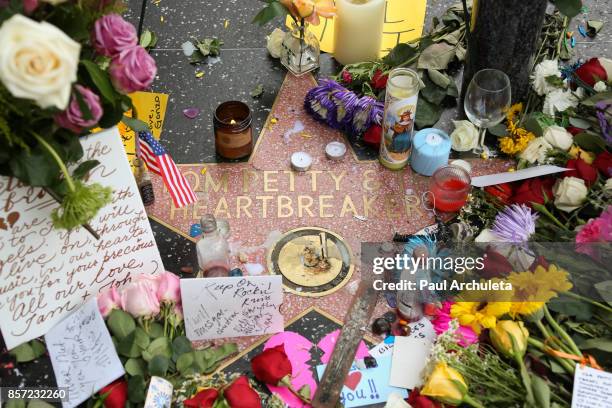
[45,299,124,408]
[0,128,163,349]
[181,276,284,341]
[571,365,612,408]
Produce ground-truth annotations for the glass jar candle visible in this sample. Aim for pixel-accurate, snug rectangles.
[213,101,253,159]
[430,165,471,212]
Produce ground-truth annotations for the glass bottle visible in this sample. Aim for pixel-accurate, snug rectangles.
[196,214,230,278]
[280,23,320,76]
[396,245,428,322]
[134,158,155,206]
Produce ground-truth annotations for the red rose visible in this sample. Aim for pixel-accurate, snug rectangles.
[371,69,389,90]
[594,151,612,177]
[183,388,219,408]
[224,376,262,408]
[363,124,382,146]
[574,58,608,87]
[341,70,353,84]
[408,388,442,408]
[510,177,554,207]
[529,255,549,272]
[484,183,514,205]
[481,247,513,278]
[566,126,585,136]
[251,345,292,385]
[99,379,128,408]
[565,158,598,186]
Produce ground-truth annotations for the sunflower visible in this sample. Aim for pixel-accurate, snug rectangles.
[505,103,523,122]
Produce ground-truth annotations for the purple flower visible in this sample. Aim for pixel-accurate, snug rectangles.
[351,95,383,134]
[492,204,538,242]
[595,101,611,144]
[92,14,138,57]
[55,85,103,134]
[109,46,157,94]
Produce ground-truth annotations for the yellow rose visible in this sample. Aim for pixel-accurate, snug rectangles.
[0,15,80,110]
[568,145,595,164]
[490,320,529,359]
[421,362,467,405]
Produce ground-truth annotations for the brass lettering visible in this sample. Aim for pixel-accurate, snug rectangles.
[256,196,273,218]
[205,171,229,193]
[214,197,231,218]
[236,196,252,218]
[277,196,293,218]
[330,170,346,191]
[340,195,358,217]
[298,195,314,217]
[404,194,424,218]
[319,195,333,218]
[362,169,380,192]
[263,171,279,192]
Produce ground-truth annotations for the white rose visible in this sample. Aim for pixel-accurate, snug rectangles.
[599,58,612,81]
[542,88,579,116]
[450,120,478,151]
[384,393,411,408]
[519,137,552,164]
[543,125,573,151]
[531,59,562,96]
[553,177,588,212]
[604,178,612,197]
[266,28,285,59]
[0,15,80,110]
[594,81,607,92]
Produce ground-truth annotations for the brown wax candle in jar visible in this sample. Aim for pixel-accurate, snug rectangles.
[214,101,253,159]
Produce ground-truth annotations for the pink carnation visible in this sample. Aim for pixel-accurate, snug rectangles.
[576,206,612,258]
[432,301,478,346]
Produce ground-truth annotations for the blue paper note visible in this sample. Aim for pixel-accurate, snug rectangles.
[316,356,408,407]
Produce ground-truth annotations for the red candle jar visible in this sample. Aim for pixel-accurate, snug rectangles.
[429,165,471,212]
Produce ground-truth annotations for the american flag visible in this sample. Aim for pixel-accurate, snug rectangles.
[137,131,197,208]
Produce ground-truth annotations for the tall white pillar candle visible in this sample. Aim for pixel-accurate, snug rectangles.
[333,0,385,65]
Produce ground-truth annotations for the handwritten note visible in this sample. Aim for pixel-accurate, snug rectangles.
[0,128,163,349]
[180,276,284,341]
[572,365,612,408]
[369,318,436,359]
[389,333,435,389]
[316,356,408,407]
[45,299,124,408]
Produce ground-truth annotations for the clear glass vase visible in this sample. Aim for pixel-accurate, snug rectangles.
[280,23,320,76]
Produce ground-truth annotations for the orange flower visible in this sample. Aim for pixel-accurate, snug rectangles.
[282,0,336,25]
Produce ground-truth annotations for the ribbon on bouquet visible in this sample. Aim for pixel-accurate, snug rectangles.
[543,337,602,370]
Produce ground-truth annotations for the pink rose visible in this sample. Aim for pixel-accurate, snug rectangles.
[109,46,157,94]
[134,273,160,293]
[120,281,160,318]
[23,0,38,14]
[92,14,138,57]
[169,303,183,327]
[97,287,121,318]
[157,271,181,303]
[55,85,103,134]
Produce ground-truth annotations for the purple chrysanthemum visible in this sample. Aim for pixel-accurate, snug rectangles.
[351,95,383,134]
[492,204,538,242]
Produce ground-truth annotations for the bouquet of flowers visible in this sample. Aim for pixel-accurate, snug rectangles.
[0,0,157,231]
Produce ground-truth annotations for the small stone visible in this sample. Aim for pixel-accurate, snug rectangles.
[229,268,243,277]
[238,252,249,263]
[364,356,378,369]
[372,318,391,336]
[180,266,194,274]
[383,311,397,323]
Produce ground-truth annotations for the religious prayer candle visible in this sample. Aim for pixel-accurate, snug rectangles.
[429,165,471,212]
[213,101,253,159]
[379,68,420,170]
[333,0,385,65]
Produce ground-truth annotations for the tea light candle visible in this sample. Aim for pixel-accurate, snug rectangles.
[213,101,253,159]
[325,141,347,160]
[291,151,313,172]
[429,165,472,212]
[333,0,385,65]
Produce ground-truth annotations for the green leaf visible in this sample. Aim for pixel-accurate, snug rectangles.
[5,400,26,408]
[382,43,417,66]
[10,340,46,362]
[176,352,195,374]
[9,146,59,187]
[523,115,544,137]
[148,354,170,377]
[172,336,193,361]
[573,132,606,153]
[421,73,447,105]
[427,69,451,89]
[554,0,582,18]
[252,1,288,26]
[107,309,136,339]
[133,327,151,350]
[121,116,150,133]
[250,84,264,99]
[594,281,612,306]
[415,97,442,129]
[547,298,592,321]
[73,160,100,180]
[118,332,142,358]
[489,123,508,137]
[568,116,591,130]
[27,400,55,408]
[124,358,147,377]
[531,375,551,408]
[417,42,456,70]
[81,60,118,106]
[127,375,146,403]
[446,81,459,98]
[143,337,172,362]
[579,337,612,352]
[147,322,165,338]
[139,30,157,49]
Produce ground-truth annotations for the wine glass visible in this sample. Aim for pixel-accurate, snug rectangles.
[464,69,511,154]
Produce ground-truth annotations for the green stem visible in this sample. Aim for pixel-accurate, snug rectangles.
[516,356,535,406]
[544,305,582,356]
[528,337,575,375]
[31,132,75,192]
[535,320,569,352]
[563,291,612,314]
[462,395,485,408]
[535,204,569,231]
